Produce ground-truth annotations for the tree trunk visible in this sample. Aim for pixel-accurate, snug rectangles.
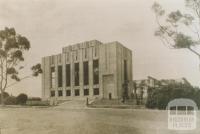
[134,89,139,105]
[133,82,138,105]
[1,90,4,106]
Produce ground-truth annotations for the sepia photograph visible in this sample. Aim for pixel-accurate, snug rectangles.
[0,0,200,134]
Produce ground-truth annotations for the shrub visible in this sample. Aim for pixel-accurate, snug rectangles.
[4,96,17,105]
[16,93,28,105]
[146,83,200,109]
[26,100,49,106]
[0,92,10,103]
[28,97,41,101]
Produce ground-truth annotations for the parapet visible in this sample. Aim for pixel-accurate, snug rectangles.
[62,40,103,53]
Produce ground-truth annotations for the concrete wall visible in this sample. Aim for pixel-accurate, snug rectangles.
[42,40,133,100]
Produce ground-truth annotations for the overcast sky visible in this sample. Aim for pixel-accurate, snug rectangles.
[0,0,200,97]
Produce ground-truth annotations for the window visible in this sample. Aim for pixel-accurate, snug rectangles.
[58,54,62,63]
[66,64,71,87]
[50,67,55,88]
[50,56,55,65]
[187,106,194,115]
[50,90,55,97]
[76,51,78,60]
[84,48,87,59]
[124,60,128,82]
[94,46,98,57]
[66,90,71,96]
[66,52,70,62]
[83,61,89,85]
[75,89,80,96]
[170,106,176,115]
[58,65,63,87]
[93,88,99,95]
[58,90,63,97]
[93,60,99,84]
[177,106,187,115]
[74,50,78,61]
[74,63,79,86]
[84,89,89,96]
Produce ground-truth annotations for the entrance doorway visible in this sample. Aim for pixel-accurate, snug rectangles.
[109,93,112,100]
[103,74,114,99]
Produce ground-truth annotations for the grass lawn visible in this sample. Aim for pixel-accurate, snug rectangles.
[0,105,199,134]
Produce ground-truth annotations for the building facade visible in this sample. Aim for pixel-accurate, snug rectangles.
[133,76,191,104]
[42,40,132,100]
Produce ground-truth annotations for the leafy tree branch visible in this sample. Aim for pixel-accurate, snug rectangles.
[0,27,42,105]
[152,0,200,57]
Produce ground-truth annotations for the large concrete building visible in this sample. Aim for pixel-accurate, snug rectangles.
[42,40,132,100]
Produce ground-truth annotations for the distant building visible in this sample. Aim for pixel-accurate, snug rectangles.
[133,76,191,104]
[42,40,132,100]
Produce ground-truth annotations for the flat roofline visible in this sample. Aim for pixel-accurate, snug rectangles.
[103,41,132,51]
[42,40,132,58]
[63,39,103,47]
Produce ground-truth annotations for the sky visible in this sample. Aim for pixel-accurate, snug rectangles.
[0,0,200,97]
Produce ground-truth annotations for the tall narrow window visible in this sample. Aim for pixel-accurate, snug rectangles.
[83,61,89,85]
[74,63,79,86]
[124,60,128,82]
[66,64,71,87]
[65,52,70,62]
[58,65,63,87]
[84,48,87,59]
[93,60,99,84]
[75,51,78,61]
[94,46,98,57]
[50,56,55,65]
[58,54,62,63]
[50,67,55,88]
